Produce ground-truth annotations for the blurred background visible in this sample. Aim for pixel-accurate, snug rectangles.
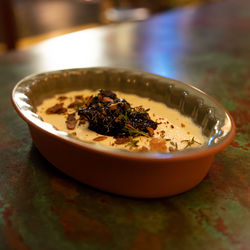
[0,0,219,53]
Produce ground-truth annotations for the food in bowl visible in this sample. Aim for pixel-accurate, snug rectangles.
[36,89,207,153]
[12,67,235,198]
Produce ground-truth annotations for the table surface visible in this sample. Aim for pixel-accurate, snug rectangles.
[0,0,250,249]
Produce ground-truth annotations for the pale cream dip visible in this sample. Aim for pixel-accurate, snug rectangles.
[36,89,207,152]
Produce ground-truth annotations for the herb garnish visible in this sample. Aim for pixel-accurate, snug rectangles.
[127,139,139,148]
[170,141,178,150]
[123,124,149,137]
[78,90,157,138]
[181,137,201,148]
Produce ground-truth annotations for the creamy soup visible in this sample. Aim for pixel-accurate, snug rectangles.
[36,89,207,152]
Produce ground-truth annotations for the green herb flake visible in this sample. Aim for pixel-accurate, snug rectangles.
[169,141,178,150]
[122,124,149,138]
[181,137,201,148]
[127,139,139,148]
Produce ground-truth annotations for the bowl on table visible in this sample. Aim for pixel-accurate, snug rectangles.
[11,67,235,198]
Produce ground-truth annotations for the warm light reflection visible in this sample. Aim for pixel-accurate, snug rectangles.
[221,114,232,134]
[35,29,107,70]
[32,6,197,77]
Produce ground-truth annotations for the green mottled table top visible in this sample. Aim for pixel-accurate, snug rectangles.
[0,0,249,249]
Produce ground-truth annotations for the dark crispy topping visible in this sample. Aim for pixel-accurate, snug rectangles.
[75,95,84,100]
[67,101,78,109]
[57,96,67,101]
[46,103,67,114]
[86,96,93,106]
[102,96,114,103]
[147,127,154,137]
[68,95,85,109]
[114,137,130,145]
[78,89,157,137]
[78,117,86,125]
[66,113,77,130]
[99,89,117,99]
[93,136,108,141]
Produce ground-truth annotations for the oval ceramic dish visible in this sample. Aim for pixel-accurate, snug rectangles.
[12,67,235,198]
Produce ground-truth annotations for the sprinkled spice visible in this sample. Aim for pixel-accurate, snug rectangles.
[57,96,67,101]
[93,136,108,141]
[67,95,86,109]
[46,103,67,114]
[66,113,77,130]
[39,89,206,153]
[114,137,130,145]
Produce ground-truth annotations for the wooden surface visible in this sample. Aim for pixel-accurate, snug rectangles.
[0,0,250,249]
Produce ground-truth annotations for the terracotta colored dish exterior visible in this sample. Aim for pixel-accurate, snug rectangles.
[12,68,235,198]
